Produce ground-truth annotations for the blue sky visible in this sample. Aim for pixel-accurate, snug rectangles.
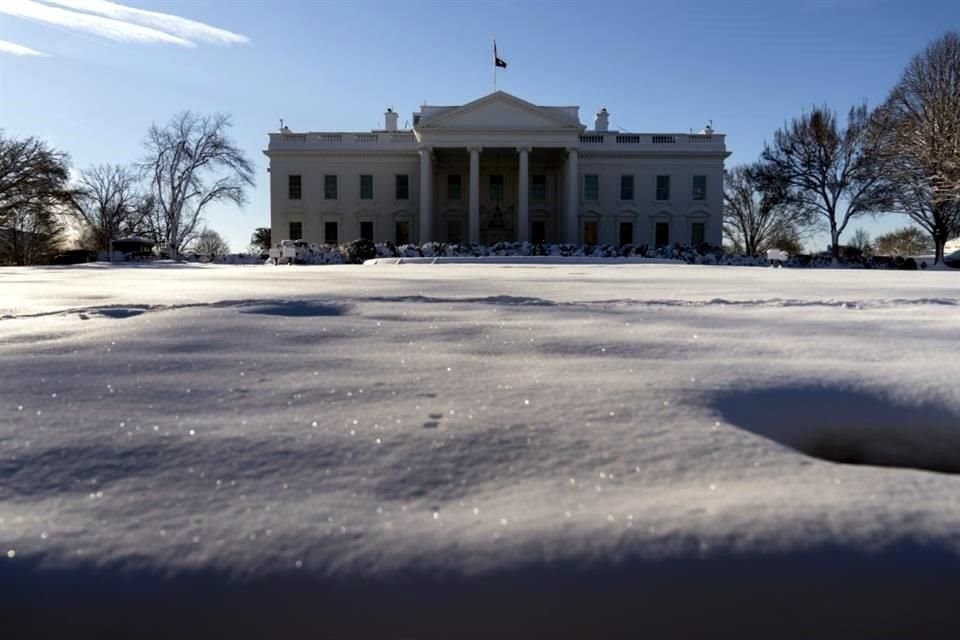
[1,0,957,251]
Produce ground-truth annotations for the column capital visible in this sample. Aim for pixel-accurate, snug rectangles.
[565,146,579,156]
[467,145,483,154]
[418,146,434,155]
[516,145,532,154]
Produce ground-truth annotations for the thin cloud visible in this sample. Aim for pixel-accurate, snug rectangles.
[0,0,195,47]
[46,0,249,45]
[0,38,49,56]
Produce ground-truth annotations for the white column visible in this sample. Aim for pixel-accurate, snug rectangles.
[468,146,481,244]
[565,148,579,244]
[517,146,530,243]
[419,148,433,243]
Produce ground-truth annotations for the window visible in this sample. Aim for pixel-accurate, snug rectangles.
[447,174,462,200]
[583,221,598,246]
[655,222,670,248]
[620,175,634,201]
[324,221,338,244]
[692,175,706,201]
[395,174,409,200]
[360,175,373,200]
[447,220,462,243]
[619,222,634,246]
[691,222,706,246]
[360,221,374,241]
[656,175,670,201]
[324,175,338,200]
[489,175,504,201]
[584,175,599,201]
[395,220,410,245]
[531,220,546,244]
[531,175,546,202]
[288,221,302,240]
[288,175,301,200]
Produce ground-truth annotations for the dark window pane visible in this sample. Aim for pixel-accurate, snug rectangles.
[692,175,706,201]
[324,175,338,200]
[583,221,598,245]
[619,222,633,245]
[288,221,302,240]
[656,175,670,201]
[395,220,410,245]
[531,175,546,202]
[691,222,706,245]
[489,174,503,201]
[655,222,670,248]
[360,221,374,241]
[360,175,373,200]
[584,175,599,201]
[324,221,338,244]
[395,175,409,200]
[288,175,301,200]
[531,220,546,243]
[447,220,462,243]
[447,174,462,200]
[620,175,634,201]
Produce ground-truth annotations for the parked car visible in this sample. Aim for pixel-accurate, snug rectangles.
[51,249,97,265]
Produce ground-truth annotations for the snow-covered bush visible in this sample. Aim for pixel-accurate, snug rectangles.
[260,240,934,269]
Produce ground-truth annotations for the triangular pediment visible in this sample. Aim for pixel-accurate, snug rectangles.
[419,92,583,131]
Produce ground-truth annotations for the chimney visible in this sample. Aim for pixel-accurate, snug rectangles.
[594,107,609,132]
[384,108,399,132]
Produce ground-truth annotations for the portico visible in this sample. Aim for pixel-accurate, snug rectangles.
[417,145,576,245]
[414,92,585,244]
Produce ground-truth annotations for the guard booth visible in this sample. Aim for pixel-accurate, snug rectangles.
[111,236,156,261]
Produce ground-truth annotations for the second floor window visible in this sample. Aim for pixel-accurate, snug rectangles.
[620,175,634,201]
[584,174,599,201]
[531,174,546,201]
[656,175,670,201]
[489,174,504,201]
[360,175,373,200]
[692,175,706,201]
[324,175,338,200]
[288,175,301,200]
[447,174,462,200]
[395,174,409,200]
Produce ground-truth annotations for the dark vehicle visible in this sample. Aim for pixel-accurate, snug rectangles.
[50,249,97,265]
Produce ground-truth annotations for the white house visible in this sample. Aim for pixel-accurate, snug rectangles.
[264,91,730,247]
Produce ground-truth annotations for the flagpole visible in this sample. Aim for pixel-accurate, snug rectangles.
[493,39,496,92]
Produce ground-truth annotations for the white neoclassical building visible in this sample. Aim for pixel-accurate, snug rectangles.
[264,91,730,247]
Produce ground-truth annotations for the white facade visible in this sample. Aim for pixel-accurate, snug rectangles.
[264,91,730,247]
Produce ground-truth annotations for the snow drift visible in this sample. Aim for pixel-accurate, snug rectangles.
[1,262,959,638]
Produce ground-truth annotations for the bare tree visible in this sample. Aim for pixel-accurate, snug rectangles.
[188,227,230,258]
[141,112,254,260]
[723,163,816,255]
[848,227,873,254]
[72,163,149,252]
[760,103,893,262]
[0,133,74,265]
[872,32,960,264]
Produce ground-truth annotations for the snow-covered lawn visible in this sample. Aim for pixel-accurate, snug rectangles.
[2,263,959,638]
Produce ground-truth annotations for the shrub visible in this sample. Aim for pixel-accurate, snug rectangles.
[344,238,377,264]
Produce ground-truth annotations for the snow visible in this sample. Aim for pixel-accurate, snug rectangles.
[1,262,959,637]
